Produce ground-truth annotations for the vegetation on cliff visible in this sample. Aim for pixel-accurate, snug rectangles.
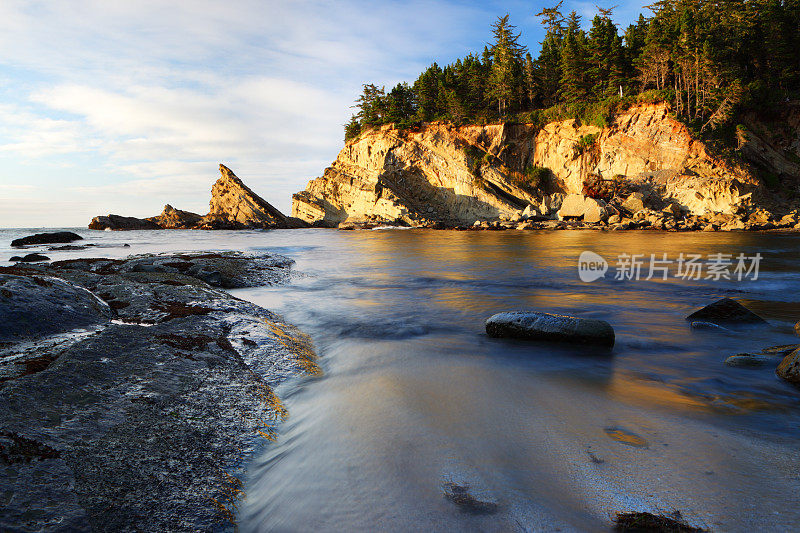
[345,0,800,144]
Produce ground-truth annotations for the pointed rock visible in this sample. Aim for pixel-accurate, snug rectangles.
[147,204,202,229]
[685,298,767,326]
[202,164,294,229]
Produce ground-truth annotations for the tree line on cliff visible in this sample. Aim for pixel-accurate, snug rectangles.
[345,0,800,144]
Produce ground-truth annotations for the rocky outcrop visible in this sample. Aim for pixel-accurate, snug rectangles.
[200,164,296,229]
[89,214,162,231]
[0,252,318,531]
[685,298,768,326]
[147,204,202,229]
[293,103,800,228]
[89,164,304,230]
[11,231,82,247]
[485,311,615,347]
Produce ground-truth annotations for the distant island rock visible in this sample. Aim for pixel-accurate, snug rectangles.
[89,164,308,230]
[11,231,83,247]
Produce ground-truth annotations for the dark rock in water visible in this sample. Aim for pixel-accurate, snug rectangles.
[795,320,800,337]
[89,214,162,230]
[690,321,731,332]
[777,348,800,384]
[9,253,50,263]
[759,344,799,357]
[485,311,615,347]
[724,353,770,368]
[614,511,707,532]
[441,482,499,515]
[0,273,112,343]
[685,298,767,326]
[11,231,82,247]
[0,251,319,531]
[48,245,87,251]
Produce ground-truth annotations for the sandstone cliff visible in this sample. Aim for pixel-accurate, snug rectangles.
[292,103,799,228]
[90,164,303,230]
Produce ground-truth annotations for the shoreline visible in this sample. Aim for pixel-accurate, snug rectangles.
[0,252,318,531]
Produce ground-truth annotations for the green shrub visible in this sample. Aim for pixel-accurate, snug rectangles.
[524,165,552,189]
[574,133,599,155]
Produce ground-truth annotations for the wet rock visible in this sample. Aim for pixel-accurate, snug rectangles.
[0,252,318,531]
[724,353,770,368]
[441,482,499,514]
[685,298,768,326]
[11,231,82,247]
[89,214,162,230]
[777,348,800,384]
[795,320,800,337]
[485,311,615,347]
[0,273,112,343]
[9,253,50,263]
[690,321,730,332]
[614,511,707,532]
[759,344,799,357]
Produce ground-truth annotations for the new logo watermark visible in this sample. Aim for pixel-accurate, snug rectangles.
[578,252,762,282]
[578,251,609,282]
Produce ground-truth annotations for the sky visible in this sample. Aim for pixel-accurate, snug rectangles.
[0,0,649,228]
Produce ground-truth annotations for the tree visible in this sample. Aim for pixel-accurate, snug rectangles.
[560,11,591,102]
[487,14,527,117]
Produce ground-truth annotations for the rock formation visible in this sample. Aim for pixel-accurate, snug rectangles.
[292,103,800,228]
[89,214,162,231]
[89,164,304,230]
[147,204,202,229]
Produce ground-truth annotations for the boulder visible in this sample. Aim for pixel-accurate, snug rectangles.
[0,273,112,343]
[147,204,202,229]
[11,231,82,247]
[557,194,608,223]
[485,311,615,347]
[795,320,800,337]
[622,192,646,213]
[89,214,161,231]
[685,298,768,326]
[777,348,800,384]
[9,253,50,263]
[724,353,770,368]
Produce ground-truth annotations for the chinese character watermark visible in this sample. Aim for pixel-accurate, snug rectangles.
[578,251,761,282]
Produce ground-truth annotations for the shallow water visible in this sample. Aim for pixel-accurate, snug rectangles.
[3,227,800,531]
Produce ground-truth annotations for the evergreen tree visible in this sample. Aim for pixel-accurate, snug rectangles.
[487,14,527,117]
[559,12,590,102]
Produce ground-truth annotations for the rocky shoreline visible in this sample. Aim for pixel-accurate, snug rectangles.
[0,251,319,531]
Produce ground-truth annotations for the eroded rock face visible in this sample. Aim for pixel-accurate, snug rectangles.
[485,311,615,347]
[292,103,772,226]
[202,164,291,229]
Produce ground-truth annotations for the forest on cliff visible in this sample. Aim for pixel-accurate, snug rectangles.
[345,0,800,145]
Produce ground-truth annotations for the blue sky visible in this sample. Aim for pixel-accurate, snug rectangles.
[0,0,648,227]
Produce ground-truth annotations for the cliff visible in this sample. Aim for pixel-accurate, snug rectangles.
[90,164,305,230]
[292,103,800,228]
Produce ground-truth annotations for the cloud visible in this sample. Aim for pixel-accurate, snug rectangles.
[0,0,648,227]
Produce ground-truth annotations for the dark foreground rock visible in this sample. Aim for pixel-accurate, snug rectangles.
[485,311,615,347]
[685,298,768,326]
[8,253,50,263]
[614,511,707,532]
[0,252,319,531]
[777,348,800,384]
[89,214,162,231]
[11,231,83,247]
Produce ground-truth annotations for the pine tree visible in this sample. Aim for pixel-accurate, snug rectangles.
[487,14,527,117]
[560,12,590,102]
